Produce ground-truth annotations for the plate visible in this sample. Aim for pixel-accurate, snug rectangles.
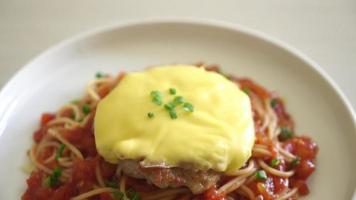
[0,19,355,199]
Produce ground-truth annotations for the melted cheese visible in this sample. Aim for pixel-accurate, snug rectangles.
[94,65,254,174]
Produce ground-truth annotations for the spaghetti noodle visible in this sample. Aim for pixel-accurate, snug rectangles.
[22,65,318,200]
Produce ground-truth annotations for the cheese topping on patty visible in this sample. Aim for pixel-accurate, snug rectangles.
[94,65,254,174]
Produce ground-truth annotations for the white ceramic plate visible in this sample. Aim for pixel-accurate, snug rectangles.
[0,19,355,200]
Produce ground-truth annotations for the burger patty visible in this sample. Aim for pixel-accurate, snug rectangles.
[119,160,221,194]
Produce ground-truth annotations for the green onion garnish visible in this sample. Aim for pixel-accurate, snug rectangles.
[112,190,124,199]
[169,110,177,119]
[150,90,162,98]
[164,102,176,111]
[82,104,91,115]
[45,167,62,187]
[147,112,154,118]
[173,96,184,105]
[183,102,194,112]
[270,99,277,108]
[279,127,293,141]
[270,158,280,167]
[169,88,176,95]
[106,181,118,188]
[71,99,80,104]
[151,91,163,106]
[55,144,65,160]
[152,96,162,106]
[126,189,141,200]
[96,72,105,78]
[242,87,250,95]
[255,170,267,180]
[290,157,300,168]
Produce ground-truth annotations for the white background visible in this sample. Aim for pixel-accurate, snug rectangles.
[0,0,355,108]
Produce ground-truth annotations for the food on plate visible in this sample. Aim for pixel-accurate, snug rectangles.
[22,64,318,200]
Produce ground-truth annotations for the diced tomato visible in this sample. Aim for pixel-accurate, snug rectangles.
[71,158,96,184]
[291,179,310,195]
[294,159,315,180]
[62,125,96,157]
[272,176,289,193]
[204,65,220,73]
[33,129,45,143]
[256,182,274,200]
[99,159,117,178]
[233,78,270,99]
[283,136,318,160]
[117,72,126,82]
[203,186,225,200]
[99,192,115,200]
[40,113,56,126]
[51,183,77,200]
[22,171,54,200]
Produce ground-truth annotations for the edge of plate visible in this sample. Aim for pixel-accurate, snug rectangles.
[0,17,355,198]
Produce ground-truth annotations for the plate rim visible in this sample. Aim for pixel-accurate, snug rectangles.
[1,18,355,127]
[0,17,355,198]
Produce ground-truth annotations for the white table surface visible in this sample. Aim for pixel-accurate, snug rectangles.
[0,0,355,109]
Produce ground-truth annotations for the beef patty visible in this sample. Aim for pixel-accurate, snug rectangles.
[118,160,221,194]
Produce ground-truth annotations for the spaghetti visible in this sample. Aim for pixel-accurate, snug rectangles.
[22,66,318,200]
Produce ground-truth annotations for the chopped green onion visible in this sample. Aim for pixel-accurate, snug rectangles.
[255,170,267,180]
[169,88,176,95]
[55,144,65,160]
[164,102,175,111]
[290,157,300,168]
[71,99,80,104]
[45,167,62,187]
[270,99,277,108]
[147,112,155,118]
[183,102,194,112]
[279,127,293,141]
[150,90,162,98]
[242,87,250,95]
[96,72,104,78]
[152,96,162,106]
[106,181,118,188]
[112,190,124,199]
[173,96,184,105]
[82,104,91,115]
[126,189,141,200]
[169,110,177,119]
[270,158,280,167]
